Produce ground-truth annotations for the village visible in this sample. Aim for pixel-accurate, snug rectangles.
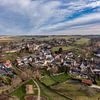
[0,35,100,100]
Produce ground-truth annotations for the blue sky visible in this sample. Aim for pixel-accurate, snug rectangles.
[0,0,100,35]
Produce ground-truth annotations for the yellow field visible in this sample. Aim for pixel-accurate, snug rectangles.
[0,36,15,43]
[75,38,90,45]
[75,94,100,100]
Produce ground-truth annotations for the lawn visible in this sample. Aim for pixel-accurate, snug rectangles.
[51,82,87,99]
[11,79,37,100]
[51,46,75,52]
[51,81,100,100]
[41,70,71,86]
[41,75,56,86]
[11,84,25,100]
[97,80,100,86]
[51,73,70,83]
[74,38,90,45]
[38,36,74,41]
[11,77,70,100]
[1,52,20,61]
[41,69,49,76]
[37,81,69,100]
[75,94,100,100]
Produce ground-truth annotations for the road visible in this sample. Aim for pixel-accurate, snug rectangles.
[13,66,41,100]
[9,78,41,100]
[9,79,31,94]
[90,84,100,89]
[32,79,41,100]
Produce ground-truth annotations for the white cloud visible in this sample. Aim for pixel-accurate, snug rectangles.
[0,0,100,35]
[44,24,100,35]
[87,0,100,8]
[0,22,24,35]
[39,13,100,31]
[62,24,100,35]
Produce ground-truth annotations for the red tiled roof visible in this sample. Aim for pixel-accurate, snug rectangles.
[82,79,92,85]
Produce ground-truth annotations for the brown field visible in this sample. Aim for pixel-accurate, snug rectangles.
[0,36,14,42]
[75,94,100,100]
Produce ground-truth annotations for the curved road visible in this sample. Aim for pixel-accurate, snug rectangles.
[32,79,41,100]
[14,66,41,100]
[90,84,100,89]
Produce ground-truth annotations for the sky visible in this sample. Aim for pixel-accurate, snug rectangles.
[0,0,100,35]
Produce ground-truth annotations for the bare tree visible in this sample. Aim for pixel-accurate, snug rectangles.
[20,72,28,81]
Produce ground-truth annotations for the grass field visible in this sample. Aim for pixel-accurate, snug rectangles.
[11,78,70,100]
[0,36,32,43]
[0,36,74,43]
[0,52,19,61]
[51,73,70,83]
[51,82,87,99]
[37,36,74,41]
[74,38,90,45]
[11,79,37,100]
[51,46,75,52]
[41,75,56,86]
[41,73,70,86]
[75,94,100,100]
[97,80,100,86]
[51,81,100,100]
[37,81,69,100]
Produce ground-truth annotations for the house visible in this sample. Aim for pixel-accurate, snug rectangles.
[63,61,71,66]
[51,65,59,74]
[16,57,24,66]
[95,41,100,47]
[25,96,47,100]
[43,60,49,66]
[4,60,12,68]
[82,79,92,86]
[94,49,100,57]
[5,49,19,53]
[26,85,34,94]
[28,56,33,62]
[0,62,12,75]
[73,60,79,67]
[67,52,74,58]
[54,54,61,60]
[23,57,29,65]
[0,69,7,76]
[80,62,87,72]
[0,62,14,85]
[45,54,53,60]
[33,70,41,80]
[34,44,40,51]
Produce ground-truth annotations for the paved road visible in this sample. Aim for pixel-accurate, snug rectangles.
[9,79,30,94]
[32,79,41,100]
[90,84,100,89]
[13,66,41,100]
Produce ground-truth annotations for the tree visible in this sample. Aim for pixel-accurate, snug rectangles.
[20,72,28,81]
[58,47,63,53]
[25,69,33,78]
[9,96,20,100]
[0,94,9,100]
[86,87,96,96]
[65,66,70,74]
